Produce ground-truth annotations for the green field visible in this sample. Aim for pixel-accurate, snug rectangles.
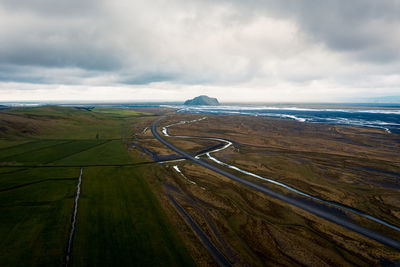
[0,167,78,266]
[0,106,148,139]
[72,166,193,266]
[0,106,193,266]
[91,107,151,116]
[54,140,136,166]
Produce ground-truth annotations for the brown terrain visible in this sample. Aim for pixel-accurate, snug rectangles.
[130,109,400,266]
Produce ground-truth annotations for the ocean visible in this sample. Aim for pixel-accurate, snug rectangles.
[173,104,400,134]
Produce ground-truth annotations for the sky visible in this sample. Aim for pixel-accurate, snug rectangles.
[1,0,400,102]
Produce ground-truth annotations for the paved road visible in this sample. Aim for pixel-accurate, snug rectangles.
[152,117,400,251]
[166,194,232,267]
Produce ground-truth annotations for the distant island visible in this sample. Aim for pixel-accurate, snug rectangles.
[184,95,219,106]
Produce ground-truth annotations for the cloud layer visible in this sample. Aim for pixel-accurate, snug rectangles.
[1,0,400,101]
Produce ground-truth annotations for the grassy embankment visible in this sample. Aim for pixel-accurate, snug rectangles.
[0,106,193,266]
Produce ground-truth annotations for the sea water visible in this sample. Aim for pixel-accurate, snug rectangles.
[174,104,400,134]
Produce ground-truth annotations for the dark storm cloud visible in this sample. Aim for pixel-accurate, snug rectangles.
[0,42,121,71]
[120,73,177,85]
[222,0,400,62]
[0,65,47,84]
[0,0,120,72]
[288,1,400,63]
[0,64,108,85]
[0,0,100,16]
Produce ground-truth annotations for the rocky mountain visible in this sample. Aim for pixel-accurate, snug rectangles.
[184,95,219,106]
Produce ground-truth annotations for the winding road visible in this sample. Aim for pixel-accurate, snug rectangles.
[152,116,400,251]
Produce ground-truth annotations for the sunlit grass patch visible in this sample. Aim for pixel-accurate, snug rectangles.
[92,107,152,117]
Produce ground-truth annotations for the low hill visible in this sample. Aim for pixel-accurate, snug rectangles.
[0,106,149,139]
[184,95,219,106]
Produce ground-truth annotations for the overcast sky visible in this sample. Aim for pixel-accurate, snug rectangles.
[1,0,400,102]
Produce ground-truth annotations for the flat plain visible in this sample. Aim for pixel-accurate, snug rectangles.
[1,106,400,266]
[0,106,193,266]
[136,111,400,266]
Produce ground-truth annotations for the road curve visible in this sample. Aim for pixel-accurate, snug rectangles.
[152,117,400,251]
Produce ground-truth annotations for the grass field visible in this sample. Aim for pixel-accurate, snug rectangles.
[0,106,193,266]
[54,140,136,166]
[0,106,151,139]
[3,106,400,265]
[0,167,78,266]
[72,166,193,266]
[91,107,151,116]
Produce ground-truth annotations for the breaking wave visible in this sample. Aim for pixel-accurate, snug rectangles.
[177,105,400,134]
